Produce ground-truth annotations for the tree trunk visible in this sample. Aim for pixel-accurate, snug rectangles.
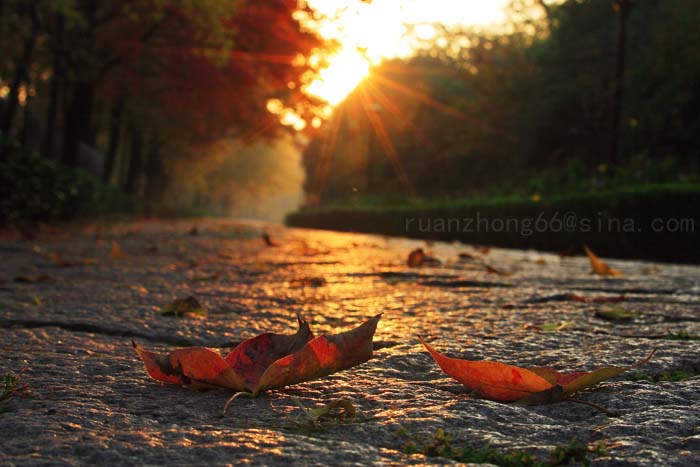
[608,0,632,163]
[125,128,143,197]
[61,81,96,166]
[43,56,62,159]
[20,94,32,148]
[145,134,164,202]
[103,99,124,183]
[0,5,39,144]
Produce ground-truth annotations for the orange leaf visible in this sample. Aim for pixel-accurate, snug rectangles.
[566,293,626,303]
[408,248,425,267]
[134,315,381,400]
[133,342,244,390]
[111,240,126,260]
[407,248,440,267]
[584,245,622,277]
[261,232,278,246]
[420,337,654,405]
[418,337,552,401]
[254,314,381,394]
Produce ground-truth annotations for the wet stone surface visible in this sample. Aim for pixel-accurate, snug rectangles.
[1,219,699,466]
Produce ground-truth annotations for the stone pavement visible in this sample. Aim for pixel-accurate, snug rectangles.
[1,219,699,466]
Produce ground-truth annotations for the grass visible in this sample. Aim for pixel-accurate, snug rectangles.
[0,370,31,411]
[397,428,607,467]
[284,398,359,432]
[662,332,700,341]
[292,183,700,213]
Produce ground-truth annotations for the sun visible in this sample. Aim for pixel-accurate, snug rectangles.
[297,0,510,107]
[303,48,370,106]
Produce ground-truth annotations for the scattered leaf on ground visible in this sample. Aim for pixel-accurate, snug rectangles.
[295,243,328,256]
[595,307,639,321]
[484,264,509,276]
[408,248,425,267]
[474,246,491,255]
[47,252,98,267]
[188,226,198,236]
[115,283,149,294]
[192,273,221,282]
[289,277,326,288]
[567,293,626,303]
[584,245,622,277]
[408,248,440,267]
[457,252,476,261]
[46,252,64,265]
[14,274,52,283]
[523,322,570,332]
[419,336,653,405]
[134,314,381,407]
[159,296,206,317]
[642,265,661,275]
[111,240,126,260]
[262,232,278,246]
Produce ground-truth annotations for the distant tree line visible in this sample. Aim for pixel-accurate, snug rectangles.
[302,0,700,205]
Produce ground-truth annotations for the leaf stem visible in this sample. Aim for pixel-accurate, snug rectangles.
[568,398,615,416]
[221,391,256,416]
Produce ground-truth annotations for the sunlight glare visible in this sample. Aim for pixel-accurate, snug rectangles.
[303,48,370,106]
[297,0,510,109]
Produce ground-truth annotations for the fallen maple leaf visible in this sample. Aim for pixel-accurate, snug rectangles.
[47,252,98,267]
[418,336,653,405]
[595,307,639,321]
[584,246,622,277]
[408,248,425,267]
[262,232,278,247]
[484,264,509,276]
[111,240,126,260]
[14,274,52,283]
[408,248,441,267]
[289,277,326,288]
[134,314,381,406]
[458,252,476,261]
[566,293,626,303]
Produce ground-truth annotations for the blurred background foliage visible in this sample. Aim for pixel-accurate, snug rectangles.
[0,0,320,222]
[301,0,700,207]
[1,0,698,223]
